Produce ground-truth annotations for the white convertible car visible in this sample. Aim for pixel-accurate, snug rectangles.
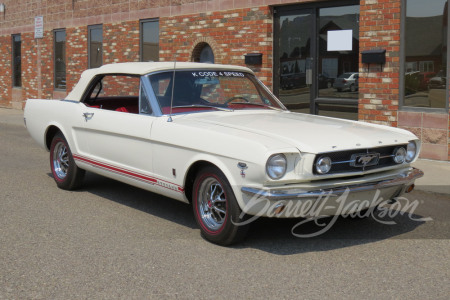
[25,62,423,245]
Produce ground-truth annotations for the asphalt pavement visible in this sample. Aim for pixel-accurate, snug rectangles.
[1,107,449,299]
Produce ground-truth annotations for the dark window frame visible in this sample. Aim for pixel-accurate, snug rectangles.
[88,24,103,69]
[400,0,449,112]
[12,34,21,88]
[139,18,159,62]
[53,28,66,90]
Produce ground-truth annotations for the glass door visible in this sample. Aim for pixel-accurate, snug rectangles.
[276,8,314,114]
[274,2,360,120]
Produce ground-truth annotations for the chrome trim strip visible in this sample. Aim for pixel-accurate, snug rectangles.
[332,154,395,165]
[241,168,423,201]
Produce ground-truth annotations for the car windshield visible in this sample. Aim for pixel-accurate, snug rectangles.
[147,70,283,114]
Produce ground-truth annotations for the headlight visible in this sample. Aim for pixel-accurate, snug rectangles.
[393,147,406,164]
[266,154,287,180]
[316,156,332,174]
[406,141,417,162]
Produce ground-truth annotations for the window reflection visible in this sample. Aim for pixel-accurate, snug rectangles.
[12,34,21,87]
[317,103,358,120]
[279,10,314,113]
[404,0,448,108]
[278,12,312,114]
[89,25,103,69]
[141,19,159,62]
[318,5,360,99]
[54,30,66,90]
[276,4,360,120]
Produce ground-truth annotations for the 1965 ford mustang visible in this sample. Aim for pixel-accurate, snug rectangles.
[24,62,423,245]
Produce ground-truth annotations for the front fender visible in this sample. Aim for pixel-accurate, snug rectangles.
[182,153,258,210]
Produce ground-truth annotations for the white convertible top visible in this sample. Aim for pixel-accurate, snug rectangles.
[65,62,254,102]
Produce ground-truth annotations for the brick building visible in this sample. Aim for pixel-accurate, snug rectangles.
[0,0,449,161]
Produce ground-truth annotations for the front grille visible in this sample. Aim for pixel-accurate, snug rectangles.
[313,145,407,175]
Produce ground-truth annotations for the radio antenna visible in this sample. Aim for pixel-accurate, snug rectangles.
[168,59,177,122]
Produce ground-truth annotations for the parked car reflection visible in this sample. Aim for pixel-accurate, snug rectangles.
[318,73,334,89]
[428,70,446,90]
[333,72,359,92]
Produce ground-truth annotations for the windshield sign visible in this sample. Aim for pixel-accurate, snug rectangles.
[148,70,283,114]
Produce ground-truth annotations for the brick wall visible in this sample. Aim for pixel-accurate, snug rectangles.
[359,0,401,127]
[359,0,450,160]
[21,32,38,103]
[0,36,11,107]
[0,0,449,160]
[66,26,88,92]
[103,21,140,64]
[159,7,273,88]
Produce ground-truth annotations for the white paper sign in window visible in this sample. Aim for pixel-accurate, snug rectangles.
[327,30,353,51]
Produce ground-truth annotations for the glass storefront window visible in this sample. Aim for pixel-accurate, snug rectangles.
[404,0,448,109]
[278,11,313,114]
[318,5,360,99]
[54,29,66,90]
[12,34,21,87]
[275,2,360,120]
[88,25,103,69]
[140,19,159,62]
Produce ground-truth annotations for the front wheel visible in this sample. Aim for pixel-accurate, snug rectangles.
[50,132,85,190]
[192,166,249,245]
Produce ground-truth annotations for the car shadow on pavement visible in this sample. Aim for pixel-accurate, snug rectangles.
[58,172,434,254]
[237,211,430,254]
[66,172,198,230]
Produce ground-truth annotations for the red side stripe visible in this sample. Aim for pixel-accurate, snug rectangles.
[73,154,184,193]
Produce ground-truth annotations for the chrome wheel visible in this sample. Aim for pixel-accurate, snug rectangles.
[197,177,227,231]
[52,141,69,180]
[193,166,250,245]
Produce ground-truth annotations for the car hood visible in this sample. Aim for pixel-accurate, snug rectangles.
[179,110,415,154]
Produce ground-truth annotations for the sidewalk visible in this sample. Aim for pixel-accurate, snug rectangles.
[1,107,449,195]
[0,107,25,127]
[412,159,450,195]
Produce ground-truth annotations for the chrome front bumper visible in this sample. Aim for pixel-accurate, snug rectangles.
[241,168,424,201]
[239,167,423,218]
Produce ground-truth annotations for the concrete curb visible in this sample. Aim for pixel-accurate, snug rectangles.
[1,107,449,196]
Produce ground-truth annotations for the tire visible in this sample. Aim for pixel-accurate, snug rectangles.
[192,166,249,245]
[350,84,356,92]
[327,81,332,88]
[336,88,342,92]
[50,132,85,190]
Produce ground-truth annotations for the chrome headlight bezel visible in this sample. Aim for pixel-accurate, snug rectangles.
[406,141,417,163]
[393,147,406,164]
[266,154,287,180]
[315,156,332,174]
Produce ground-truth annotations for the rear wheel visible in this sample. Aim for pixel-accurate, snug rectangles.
[50,132,85,190]
[192,166,249,245]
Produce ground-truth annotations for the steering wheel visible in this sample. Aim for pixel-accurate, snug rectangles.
[225,96,250,104]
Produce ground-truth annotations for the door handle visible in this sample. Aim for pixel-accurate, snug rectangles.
[83,112,94,121]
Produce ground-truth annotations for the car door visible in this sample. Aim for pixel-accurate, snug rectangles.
[77,75,156,179]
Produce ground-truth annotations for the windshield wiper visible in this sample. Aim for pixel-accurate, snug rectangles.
[228,102,283,111]
[172,104,234,112]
